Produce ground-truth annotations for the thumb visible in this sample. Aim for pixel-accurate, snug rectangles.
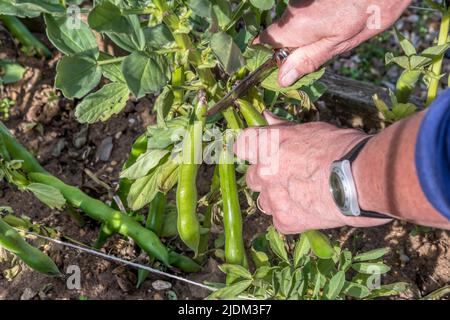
[278,39,336,87]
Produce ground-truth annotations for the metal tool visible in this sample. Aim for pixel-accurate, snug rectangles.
[205,48,290,117]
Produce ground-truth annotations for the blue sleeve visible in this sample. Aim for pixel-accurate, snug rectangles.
[415,89,450,221]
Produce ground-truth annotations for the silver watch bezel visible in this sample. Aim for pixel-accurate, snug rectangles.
[329,160,361,217]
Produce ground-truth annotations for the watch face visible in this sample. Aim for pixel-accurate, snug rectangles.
[330,171,345,208]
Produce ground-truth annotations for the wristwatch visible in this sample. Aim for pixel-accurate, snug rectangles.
[329,137,391,219]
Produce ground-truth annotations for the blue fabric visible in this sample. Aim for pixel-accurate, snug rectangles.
[415,89,450,220]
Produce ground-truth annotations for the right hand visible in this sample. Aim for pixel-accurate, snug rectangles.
[254,0,412,87]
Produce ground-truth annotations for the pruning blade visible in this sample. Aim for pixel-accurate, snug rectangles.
[205,48,290,117]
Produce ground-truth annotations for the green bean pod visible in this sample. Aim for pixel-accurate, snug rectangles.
[176,97,206,255]
[237,99,267,127]
[0,217,60,276]
[219,134,248,267]
[137,192,167,286]
[28,172,171,266]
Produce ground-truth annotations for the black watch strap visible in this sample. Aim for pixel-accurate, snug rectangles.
[340,137,391,219]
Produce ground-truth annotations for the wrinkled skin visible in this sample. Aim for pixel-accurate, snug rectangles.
[235,113,391,234]
[255,0,412,86]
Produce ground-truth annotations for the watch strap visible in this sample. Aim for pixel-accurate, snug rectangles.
[340,137,391,219]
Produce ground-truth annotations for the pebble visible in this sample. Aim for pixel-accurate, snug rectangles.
[20,288,37,300]
[95,137,113,162]
[152,280,172,291]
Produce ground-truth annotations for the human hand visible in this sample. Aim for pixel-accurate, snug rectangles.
[255,0,412,86]
[234,113,391,234]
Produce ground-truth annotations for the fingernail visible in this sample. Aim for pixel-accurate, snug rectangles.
[280,68,301,87]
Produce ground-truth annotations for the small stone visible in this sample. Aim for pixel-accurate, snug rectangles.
[95,137,114,162]
[73,125,89,149]
[153,292,164,300]
[20,288,37,300]
[152,280,172,291]
[51,138,66,157]
[128,118,136,125]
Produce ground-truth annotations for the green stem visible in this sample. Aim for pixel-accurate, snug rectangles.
[0,15,52,58]
[237,99,267,127]
[97,56,126,66]
[426,9,450,106]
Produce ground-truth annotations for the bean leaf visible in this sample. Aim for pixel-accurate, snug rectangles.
[208,280,252,299]
[120,149,169,180]
[154,86,174,125]
[262,68,325,93]
[250,0,275,11]
[211,31,245,75]
[122,51,169,99]
[45,14,99,59]
[105,15,145,52]
[88,1,131,33]
[143,24,174,48]
[55,55,102,99]
[27,183,66,210]
[323,271,346,300]
[219,264,252,280]
[266,226,288,262]
[74,82,129,124]
[0,60,25,84]
[127,170,159,211]
[351,262,391,274]
[342,281,370,299]
[354,248,390,262]
[293,233,310,267]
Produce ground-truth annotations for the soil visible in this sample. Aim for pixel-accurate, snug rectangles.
[0,13,449,300]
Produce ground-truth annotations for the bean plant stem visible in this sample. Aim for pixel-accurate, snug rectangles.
[97,56,126,66]
[0,15,52,58]
[426,9,450,106]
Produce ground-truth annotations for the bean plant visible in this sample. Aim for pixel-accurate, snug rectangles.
[0,0,424,299]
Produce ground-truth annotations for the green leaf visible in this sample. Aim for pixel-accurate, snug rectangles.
[385,53,409,69]
[143,24,174,48]
[74,82,129,124]
[421,43,450,58]
[156,160,179,193]
[392,103,417,120]
[395,29,416,56]
[276,266,293,297]
[45,14,99,59]
[122,51,169,99]
[106,15,145,52]
[147,117,189,149]
[160,205,178,237]
[120,149,169,180]
[250,247,270,268]
[208,279,252,299]
[324,271,346,300]
[211,31,245,75]
[88,1,131,33]
[127,170,159,211]
[154,86,174,125]
[0,60,25,84]
[211,0,232,29]
[262,68,325,92]
[219,264,252,280]
[99,57,126,83]
[244,45,273,72]
[189,0,213,18]
[250,0,275,11]
[366,282,408,299]
[304,230,334,259]
[27,183,66,210]
[342,281,370,299]
[5,0,65,16]
[55,55,102,99]
[339,249,353,272]
[351,262,391,274]
[354,248,390,262]
[253,266,273,279]
[293,233,310,267]
[266,226,288,262]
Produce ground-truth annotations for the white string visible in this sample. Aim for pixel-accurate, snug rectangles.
[22,230,217,292]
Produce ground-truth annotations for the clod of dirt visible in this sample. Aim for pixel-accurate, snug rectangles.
[95,137,114,162]
[152,280,172,291]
